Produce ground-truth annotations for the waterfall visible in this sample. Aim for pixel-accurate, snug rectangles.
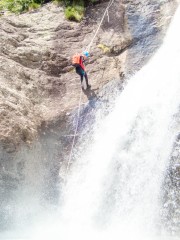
[31,6,180,240]
[1,5,180,240]
[31,5,180,240]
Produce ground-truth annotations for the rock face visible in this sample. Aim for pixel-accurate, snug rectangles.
[0,0,177,146]
[0,0,129,146]
[0,0,179,233]
[163,131,180,234]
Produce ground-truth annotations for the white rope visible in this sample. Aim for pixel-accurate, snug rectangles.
[66,88,83,172]
[66,0,115,173]
[86,0,115,52]
[107,9,110,23]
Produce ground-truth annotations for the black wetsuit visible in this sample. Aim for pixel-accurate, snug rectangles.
[75,56,90,88]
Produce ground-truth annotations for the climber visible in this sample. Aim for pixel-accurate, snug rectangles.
[72,51,91,90]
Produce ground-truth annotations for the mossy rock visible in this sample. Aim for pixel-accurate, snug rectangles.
[97,43,111,53]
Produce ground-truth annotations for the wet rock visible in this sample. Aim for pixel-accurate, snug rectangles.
[162,133,180,235]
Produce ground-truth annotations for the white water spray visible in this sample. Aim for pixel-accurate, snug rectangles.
[30,7,180,240]
[30,5,180,240]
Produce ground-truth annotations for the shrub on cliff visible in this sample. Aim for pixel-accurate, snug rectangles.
[63,0,99,21]
[61,0,84,21]
[65,5,84,21]
[0,0,42,13]
[0,0,99,15]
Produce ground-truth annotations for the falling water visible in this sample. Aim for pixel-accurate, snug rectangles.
[1,5,180,240]
[31,5,180,240]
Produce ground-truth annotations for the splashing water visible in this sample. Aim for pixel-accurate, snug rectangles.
[2,5,180,240]
[31,6,180,240]
[32,6,180,240]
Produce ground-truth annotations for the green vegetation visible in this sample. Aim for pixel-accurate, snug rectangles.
[0,0,99,17]
[60,0,99,7]
[63,0,85,22]
[98,43,111,53]
[63,0,99,21]
[0,0,41,13]
[65,5,84,22]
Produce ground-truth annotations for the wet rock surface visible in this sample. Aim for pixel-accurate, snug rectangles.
[163,131,180,235]
[123,0,178,73]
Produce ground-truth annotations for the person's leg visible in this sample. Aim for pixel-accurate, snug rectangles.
[76,67,90,89]
[84,72,91,88]
[80,74,83,83]
[76,67,83,83]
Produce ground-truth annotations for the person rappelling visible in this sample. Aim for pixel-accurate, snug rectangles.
[67,0,115,171]
[72,51,91,90]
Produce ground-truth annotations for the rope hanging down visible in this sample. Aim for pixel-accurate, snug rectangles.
[86,0,115,52]
[66,0,115,172]
[66,89,82,172]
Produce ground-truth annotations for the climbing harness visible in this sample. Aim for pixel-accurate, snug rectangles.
[66,0,115,172]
